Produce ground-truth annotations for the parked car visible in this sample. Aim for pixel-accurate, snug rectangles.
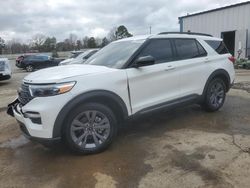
[16,54,31,67]
[16,55,64,72]
[59,51,85,65]
[59,49,99,66]
[0,58,11,81]
[70,51,85,58]
[7,32,235,154]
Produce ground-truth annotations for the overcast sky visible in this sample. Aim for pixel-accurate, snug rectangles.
[0,0,248,42]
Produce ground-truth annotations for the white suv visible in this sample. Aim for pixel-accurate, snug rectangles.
[7,32,235,154]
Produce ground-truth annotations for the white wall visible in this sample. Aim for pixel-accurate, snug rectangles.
[182,3,250,57]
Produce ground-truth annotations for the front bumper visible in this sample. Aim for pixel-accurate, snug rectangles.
[7,93,73,140]
[7,99,61,144]
[0,71,11,80]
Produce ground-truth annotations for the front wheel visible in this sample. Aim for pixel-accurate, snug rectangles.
[202,78,226,112]
[63,103,118,154]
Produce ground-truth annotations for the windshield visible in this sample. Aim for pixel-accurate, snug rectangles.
[84,40,145,69]
[76,50,92,60]
[70,52,83,58]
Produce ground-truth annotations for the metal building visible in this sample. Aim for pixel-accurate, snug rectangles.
[179,1,250,58]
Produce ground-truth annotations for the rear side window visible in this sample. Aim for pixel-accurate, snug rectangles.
[205,40,229,54]
[137,39,174,63]
[174,39,207,60]
[197,41,207,57]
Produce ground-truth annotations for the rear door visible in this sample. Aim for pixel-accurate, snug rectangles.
[126,39,181,114]
[38,56,56,68]
[173,38,210,96]
[30,56,47,69]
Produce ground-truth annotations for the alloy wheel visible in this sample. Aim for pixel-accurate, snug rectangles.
[209,82,225,108]
[70,110,111,149]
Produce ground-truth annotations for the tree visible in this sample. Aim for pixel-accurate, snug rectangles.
[63,38,72,51]
[0,37,5,54]
[107,27,117,42]
[76,40,82,50]
[56,42,65,51]
[69,33,78,50]
[101,37,109,47]
[107,25,133,42]
[32,34,46,51]
[87,37,97,48]
[83,36,89,48]
[7,39,22,54]
[43,37,56,52]
[115,25,133,40]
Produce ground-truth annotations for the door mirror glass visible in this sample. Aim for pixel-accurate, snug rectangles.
[133,56,155,68]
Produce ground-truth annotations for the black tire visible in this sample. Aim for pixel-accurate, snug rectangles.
[202,78,226,112]
[26,65,34,72]
[63,103,118,154]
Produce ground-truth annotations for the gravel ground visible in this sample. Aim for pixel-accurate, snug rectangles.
[233,82,250,93]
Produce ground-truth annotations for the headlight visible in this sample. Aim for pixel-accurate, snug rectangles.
[29,81,76,97]
[5,62,10,71]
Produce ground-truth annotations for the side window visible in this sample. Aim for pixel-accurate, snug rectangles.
[174,39,204,60]
[33,56,42,60]
[137,39,173,64]
[196,41,207,57]
[85,51,96,59]
[205,40,229,54]
[26,56,34,60]
[38,56,49,61]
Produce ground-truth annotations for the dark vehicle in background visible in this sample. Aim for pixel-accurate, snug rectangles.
[16,55,64,72]
[16,54,31,67]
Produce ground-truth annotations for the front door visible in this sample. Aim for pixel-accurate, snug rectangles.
[126,39,181,114]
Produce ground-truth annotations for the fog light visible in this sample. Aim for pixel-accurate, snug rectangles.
[23,111,42,124]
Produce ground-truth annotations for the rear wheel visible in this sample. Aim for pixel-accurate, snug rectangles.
[25,65,34,72]
[202,78,226,112]
[63,103,118,154]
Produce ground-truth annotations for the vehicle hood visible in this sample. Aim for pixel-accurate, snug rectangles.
[59,58,74,65]
[23,64,116,84]
[68,59,86,65]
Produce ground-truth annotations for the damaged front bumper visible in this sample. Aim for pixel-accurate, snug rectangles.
[6,99,61,145]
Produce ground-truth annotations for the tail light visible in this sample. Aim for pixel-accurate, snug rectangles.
[228,56,236,64]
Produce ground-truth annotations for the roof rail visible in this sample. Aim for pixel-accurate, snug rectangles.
[158,32,213,37]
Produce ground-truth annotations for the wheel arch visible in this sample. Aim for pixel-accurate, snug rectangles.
[202,69,231,98]
[53,90,129,138]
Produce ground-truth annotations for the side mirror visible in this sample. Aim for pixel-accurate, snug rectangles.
[133,56,155,68]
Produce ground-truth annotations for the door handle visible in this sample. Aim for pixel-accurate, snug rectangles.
[165,65,175,71]
[205,58,211,63]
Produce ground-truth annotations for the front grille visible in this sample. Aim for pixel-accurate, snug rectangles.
[18,83,33,106]
[0,61,5,71]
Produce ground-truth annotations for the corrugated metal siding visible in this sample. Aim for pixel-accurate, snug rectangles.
[182,3,250,57]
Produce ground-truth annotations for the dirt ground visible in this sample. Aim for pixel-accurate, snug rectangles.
[0,61,250,188]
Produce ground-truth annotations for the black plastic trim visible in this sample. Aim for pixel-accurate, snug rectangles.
[158,32,212,37]
[134,94,200,116]
[0,75,11,81]
[201,69,231,99]
[122,38,151,69]
[18,122,61,145]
